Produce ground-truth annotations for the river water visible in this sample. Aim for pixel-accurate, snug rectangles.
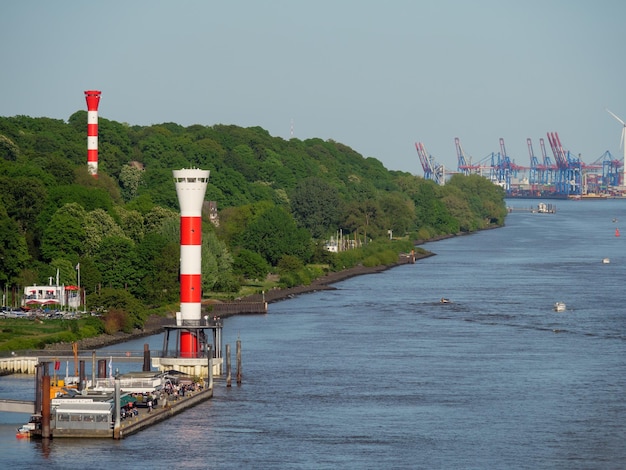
[0,199,625,469]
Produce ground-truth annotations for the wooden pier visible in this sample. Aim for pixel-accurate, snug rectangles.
[208,301,267,316]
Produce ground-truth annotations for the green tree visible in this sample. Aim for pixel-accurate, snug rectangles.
[378,192,416,236]
[241,205,313,265]
[42,154,75,185]
[87,287,147,332]
[75,257,101,299]
[93,236,138,291]
[1,176,47,233]
[143,205,178,234]
[201,231,235,292]
[411,179,459,235]
[133,233,178,304]
[233,249,270,280]
[343,199,382,242]
[290,177,342,238]
[84,208,129,255]
[0,208,30,285]
[116,207,144,243]
[0,133,20,161]
[40,203,87,261]
[446,174,507,226]
[440,186,476,232]
[217,201,273,246]
[119,164,144,202]
[48,258,79,286]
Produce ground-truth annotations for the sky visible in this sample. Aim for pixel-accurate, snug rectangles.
[1,0,625,175]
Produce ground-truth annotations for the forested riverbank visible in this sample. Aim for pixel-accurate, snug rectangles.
[1,115,507,348]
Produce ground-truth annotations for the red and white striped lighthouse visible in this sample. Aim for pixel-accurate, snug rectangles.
[84,90,101,177]
[174,168,210,358]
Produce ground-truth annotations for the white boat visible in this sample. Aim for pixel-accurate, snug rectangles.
[440,297,451,304]
[537,202,556,214]
[553,301,566,312]
[602,258,610,264]
[16,419,39,439]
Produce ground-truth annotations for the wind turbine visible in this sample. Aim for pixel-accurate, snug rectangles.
[606,108,626,187]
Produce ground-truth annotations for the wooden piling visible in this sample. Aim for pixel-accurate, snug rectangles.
[207,344,213,390]
[236,338,242,385]
[79,360,85,391]
[113,375,121,439]
[226,344,231,387]
[143,343,151,372]
[91,350,96,387]
[41,375,50,439]
[97,359,107,378]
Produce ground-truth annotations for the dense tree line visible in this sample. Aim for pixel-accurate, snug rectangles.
[0,113,507,330]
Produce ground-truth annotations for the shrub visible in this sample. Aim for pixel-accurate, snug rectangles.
[103,309,132,334]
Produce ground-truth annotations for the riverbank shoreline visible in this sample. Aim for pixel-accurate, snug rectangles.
[46,251,435,352]
[47,228,492,352]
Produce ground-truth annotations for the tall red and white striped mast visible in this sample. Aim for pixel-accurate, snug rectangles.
[152,168,223,380]
[84,90,101,177]
[174,168,211,358]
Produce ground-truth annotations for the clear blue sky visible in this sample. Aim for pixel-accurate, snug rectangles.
[1,0,624,174]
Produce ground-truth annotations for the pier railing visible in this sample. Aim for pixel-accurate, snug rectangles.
[0,348,226,374]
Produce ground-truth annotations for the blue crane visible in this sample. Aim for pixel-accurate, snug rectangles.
[597,150,621,189]
[527,138,540,187]
[546,132,582,196]
[539,138,555,185]
[490,138,523,194]
[415,142,444,185]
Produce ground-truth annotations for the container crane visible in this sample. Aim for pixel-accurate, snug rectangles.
[455,137,480,176]
[527,138,540,187]
[415,142,444,185]
[490,138,523,193]
[546,132,582,196]
[596,150,621,189]
[539,138,554,185]
[580,153,604,194]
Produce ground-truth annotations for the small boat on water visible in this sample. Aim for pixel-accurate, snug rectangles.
[16,420,38,439]
[602,258,610,264]
[440,298,451,304]
[553,301,566,312]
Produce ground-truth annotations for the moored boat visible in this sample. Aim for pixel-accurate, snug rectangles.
[553,301,566,312]
[16,419,38,439]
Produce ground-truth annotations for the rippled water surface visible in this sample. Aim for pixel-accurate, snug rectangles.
[1,199,625,469]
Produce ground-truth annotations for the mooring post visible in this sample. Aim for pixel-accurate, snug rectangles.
[91,350,96,388]
[207,344,213,390]
[97,359,106,378]
[34,362,44,415]
[226,344,231,387]
[79,360,86,391]
[236,338,242,385]
[113,370,121,439]
[143,343,151,372]
[41,374,50,439]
